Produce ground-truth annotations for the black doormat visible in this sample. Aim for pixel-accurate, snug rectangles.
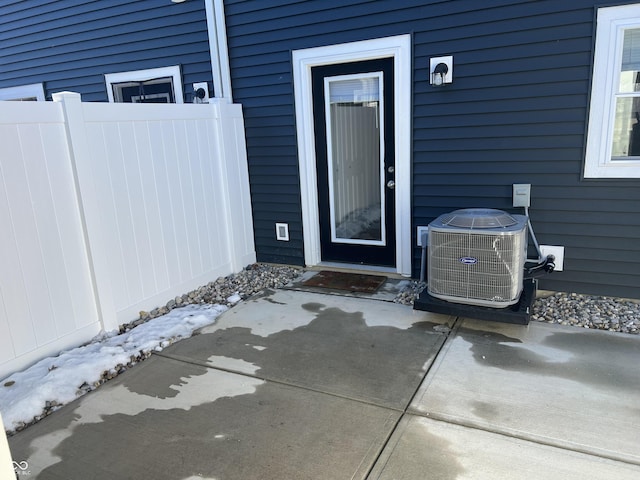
[302,271,387,293]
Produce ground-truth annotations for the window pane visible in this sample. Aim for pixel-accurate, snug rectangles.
[112,77,175,103]
[327,76,383,243]
[619,71,640,92]
[612,96,640,157]
[620,29,640,91]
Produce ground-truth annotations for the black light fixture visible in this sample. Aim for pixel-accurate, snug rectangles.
[429,56,453,87]
[431,63,449,86]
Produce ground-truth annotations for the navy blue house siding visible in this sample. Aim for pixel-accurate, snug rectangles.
[0,0,213,102]
[2,0,639,297]
[225,0,640,298]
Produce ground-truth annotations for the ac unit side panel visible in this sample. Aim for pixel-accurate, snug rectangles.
[427,226,527,307]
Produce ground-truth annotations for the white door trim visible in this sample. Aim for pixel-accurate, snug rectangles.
[292,34,412,275]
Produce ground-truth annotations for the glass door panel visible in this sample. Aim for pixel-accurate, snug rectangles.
[324,72,385,245]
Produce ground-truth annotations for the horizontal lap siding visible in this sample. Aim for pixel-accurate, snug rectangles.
[410,0,640,298]
[0,0,212,101]
[226,0,425,266]
[227,0,640,297]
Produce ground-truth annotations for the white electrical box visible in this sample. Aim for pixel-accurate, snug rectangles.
[417,226,429,246]
[513,183,531,208]
[540,245,565,271]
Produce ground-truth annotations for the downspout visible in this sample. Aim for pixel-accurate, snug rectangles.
[205,0,233,102]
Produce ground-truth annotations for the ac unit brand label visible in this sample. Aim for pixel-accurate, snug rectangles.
[459,256,478,265]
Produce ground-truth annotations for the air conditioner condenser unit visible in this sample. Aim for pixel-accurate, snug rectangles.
[427,208,528,308]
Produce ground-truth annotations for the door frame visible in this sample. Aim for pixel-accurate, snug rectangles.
[292,34,412,275]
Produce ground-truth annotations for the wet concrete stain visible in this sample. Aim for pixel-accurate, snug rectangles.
[455,327,550,372]
[380,419,466,480]
[246,288,279,302]
[471,400,500,422]
[27,373,397,479]
[456,326,640,394]
[123,358,210,399]
[301,302,325,313]
[541,331,640,393]
[161,302,446,408]
[10,297,449,479]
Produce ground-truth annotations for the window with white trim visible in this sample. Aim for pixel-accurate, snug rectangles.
[104,66,184,104]
[585,4,640,178]
[0,83,45,101]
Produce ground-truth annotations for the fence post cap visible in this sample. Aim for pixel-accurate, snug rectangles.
[52,91,81,102]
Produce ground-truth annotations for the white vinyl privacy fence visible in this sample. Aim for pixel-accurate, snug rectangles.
[0,93,255,380]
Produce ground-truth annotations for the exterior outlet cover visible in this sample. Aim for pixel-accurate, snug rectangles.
[193,82,210,103]
[275,223,289,241]
[540,245,565,272]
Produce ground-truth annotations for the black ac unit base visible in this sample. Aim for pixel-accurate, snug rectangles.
[413,278,537,325]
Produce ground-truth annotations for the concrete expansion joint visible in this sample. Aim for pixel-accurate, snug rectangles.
[363,318,461,478]
[418,412,640,468]
[155,350,405,413]
[404,315,640,469]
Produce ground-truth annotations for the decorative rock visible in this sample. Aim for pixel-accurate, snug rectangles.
[118,264,303,333]
[533,291,638,335]
[395,281,639,336]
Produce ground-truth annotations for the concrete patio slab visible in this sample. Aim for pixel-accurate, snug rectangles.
[8,354,400,479]
[369,415,640,480]
[7,287,639,479]
[410,318,640,465]
[160,289,454,409]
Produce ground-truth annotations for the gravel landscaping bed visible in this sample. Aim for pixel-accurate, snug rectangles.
[393,281,639,335]
[154,267,639,337]
[532,291,639,334]
[121,263,303,332]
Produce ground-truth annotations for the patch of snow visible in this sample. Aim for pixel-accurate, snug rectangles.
[0,304,227,433]
[226,293,242,304]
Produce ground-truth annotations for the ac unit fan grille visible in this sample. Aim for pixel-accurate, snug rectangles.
[428,229,526,306]
[438,209,518,229]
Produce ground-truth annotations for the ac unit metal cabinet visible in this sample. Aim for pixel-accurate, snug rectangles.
[427,209,528,308]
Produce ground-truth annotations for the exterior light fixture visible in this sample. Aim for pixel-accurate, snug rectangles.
[431,63,448,86]
[430,56,453,86]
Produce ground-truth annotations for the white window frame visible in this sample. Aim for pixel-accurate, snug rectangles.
[585,4,640,178]
[104,66,184,103]
[0,83,45,101]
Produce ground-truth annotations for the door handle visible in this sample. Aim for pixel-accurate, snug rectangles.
[387,180,395,189]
